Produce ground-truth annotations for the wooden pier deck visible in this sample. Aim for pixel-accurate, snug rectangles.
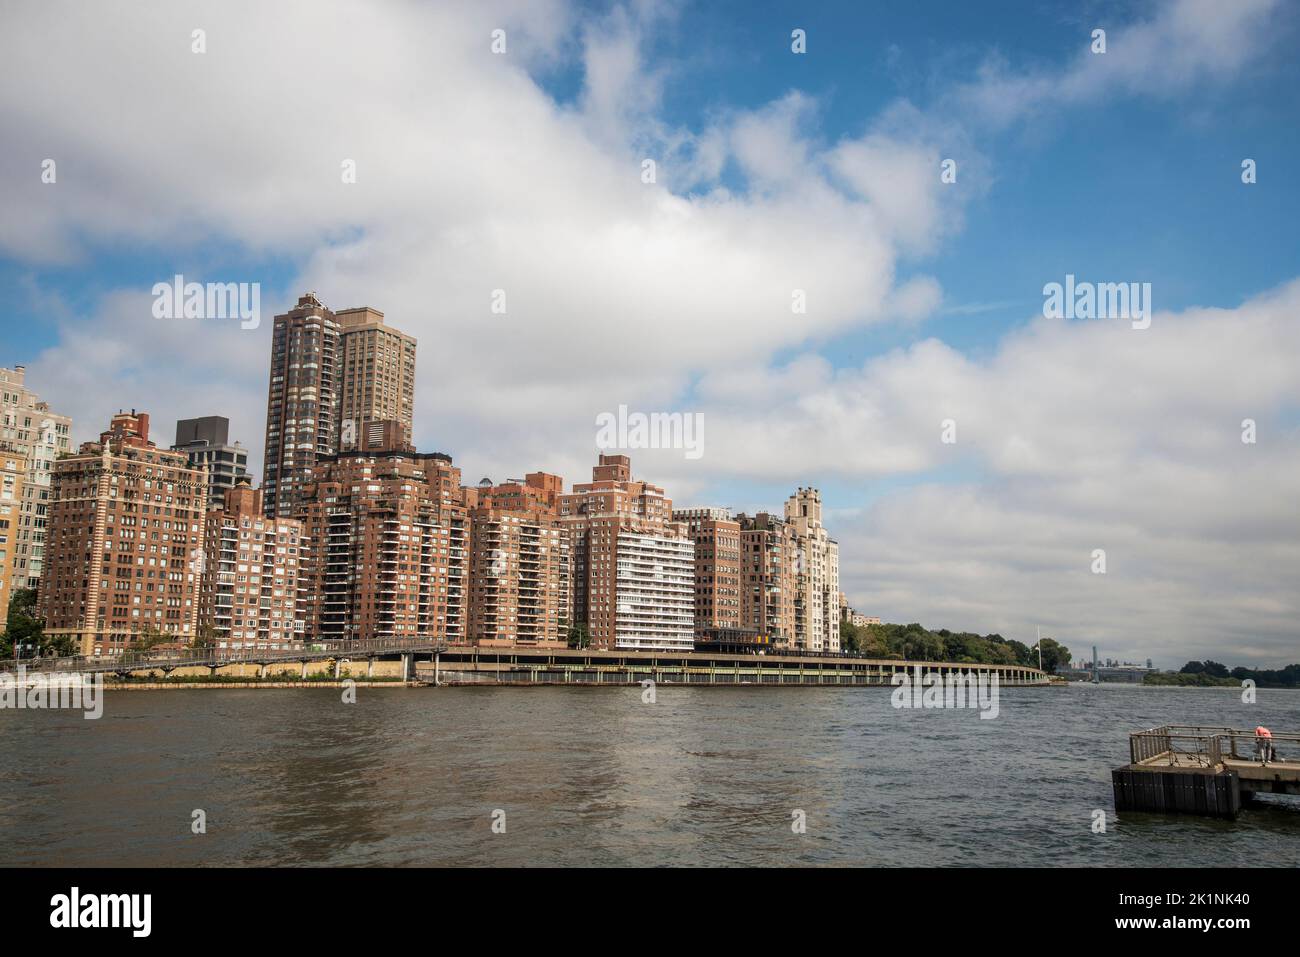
[1113,725,1300,818]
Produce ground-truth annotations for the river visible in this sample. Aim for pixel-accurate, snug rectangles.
[1,683,1297,866]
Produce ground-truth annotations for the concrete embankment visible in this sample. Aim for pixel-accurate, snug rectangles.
[104,680,423,691]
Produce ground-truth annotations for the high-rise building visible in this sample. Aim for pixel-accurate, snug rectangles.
[39,411,207,656]
[558,454,693,652]
[784,488,840,653]
[0,365,73,590]
[262,293,341,519]
[465,473,570,648]
[173,416,250,511]
[673,507,742,635]
[199,482,305,652]
[294,435,467,643]
[737,511,797,646]
[0,447,28,633]
[336,306,417,452]
[262,295,417,519]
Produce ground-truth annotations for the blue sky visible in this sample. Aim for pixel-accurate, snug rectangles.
[2,0,1297,664]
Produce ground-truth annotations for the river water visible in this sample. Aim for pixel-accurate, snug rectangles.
[1,683,1297,866]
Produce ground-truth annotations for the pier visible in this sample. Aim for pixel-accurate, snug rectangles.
[1113,725,1300,818]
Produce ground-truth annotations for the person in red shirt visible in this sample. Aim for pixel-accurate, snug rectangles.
[1255,726,1274,764]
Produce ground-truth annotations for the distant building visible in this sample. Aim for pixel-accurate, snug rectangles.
[673,507,743,636]
[558,454,694,652]
[736,511,798,648]
[199,483,304,652]
[294,436,467,643]
[0,365,73,590]
[785,488,840,653]
[40,411,207,655]
[850,613,881,627]
[262,293,342,519]
[173,416,249,511]
[468,502,571,649]
[336,306,417,453]
[262,294,417,519]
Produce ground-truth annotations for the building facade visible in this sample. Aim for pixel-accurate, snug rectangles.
[737,511,798,647]
[173,415,250,511]
[294,438,467,643]
[0,447,27,633]
[467,506,570,649]
[784,488,840,653]
[39,412,207,656]
[262,293,341,519]
[200,483,305,652]
[0,365,73,591]
[464,473,570,648]
[336,306,417,451]
[262,294,418,519]
[673,507,743,636]
[558,455,693,652]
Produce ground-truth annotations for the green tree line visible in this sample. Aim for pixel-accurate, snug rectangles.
[839,620,1068,671]
[1144,659,1300,689]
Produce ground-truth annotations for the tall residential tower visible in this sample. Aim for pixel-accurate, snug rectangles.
[262,294,417,518]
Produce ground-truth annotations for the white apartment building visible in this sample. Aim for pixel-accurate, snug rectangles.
[784,488,841,653]
[614,530,695,652]
[0,366,73,589]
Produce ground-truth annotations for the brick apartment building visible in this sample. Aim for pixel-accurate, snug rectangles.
[736,511,798,647]
[463,473,571,648]
[39,411,207,655]
[558,454,694,652]
[294,431,467,643]
[672,507,742,633]
[200,482,305,652]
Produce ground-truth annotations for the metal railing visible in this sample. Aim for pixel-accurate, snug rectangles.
[0,637,448,675]
[1130,725,1299,767]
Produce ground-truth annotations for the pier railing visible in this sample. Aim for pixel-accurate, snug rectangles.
[1130,725,1300,766]
[0,637,448,675]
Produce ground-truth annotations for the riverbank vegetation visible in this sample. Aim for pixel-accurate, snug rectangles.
[1145,659,1300,689]
[839,621,1067,670]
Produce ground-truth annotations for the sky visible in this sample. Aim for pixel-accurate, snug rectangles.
[1,0,1297,667]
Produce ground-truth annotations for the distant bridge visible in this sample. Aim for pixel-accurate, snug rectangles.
[0,638,448,680]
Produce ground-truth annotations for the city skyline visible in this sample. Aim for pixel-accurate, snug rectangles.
[2,1,1298,666]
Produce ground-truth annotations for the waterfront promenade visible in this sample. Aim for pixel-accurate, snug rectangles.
[0,641,1048,687]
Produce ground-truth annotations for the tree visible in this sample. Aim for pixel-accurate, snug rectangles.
[1202,660,1230,678]
[192,623,217,651]
[1,587,73,658]
[567,622,591,650]
[130,626,169,652]
[1037,638,1071,674]
[839,620,862,653]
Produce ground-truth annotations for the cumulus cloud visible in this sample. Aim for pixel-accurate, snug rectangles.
[681,281,1300,665]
